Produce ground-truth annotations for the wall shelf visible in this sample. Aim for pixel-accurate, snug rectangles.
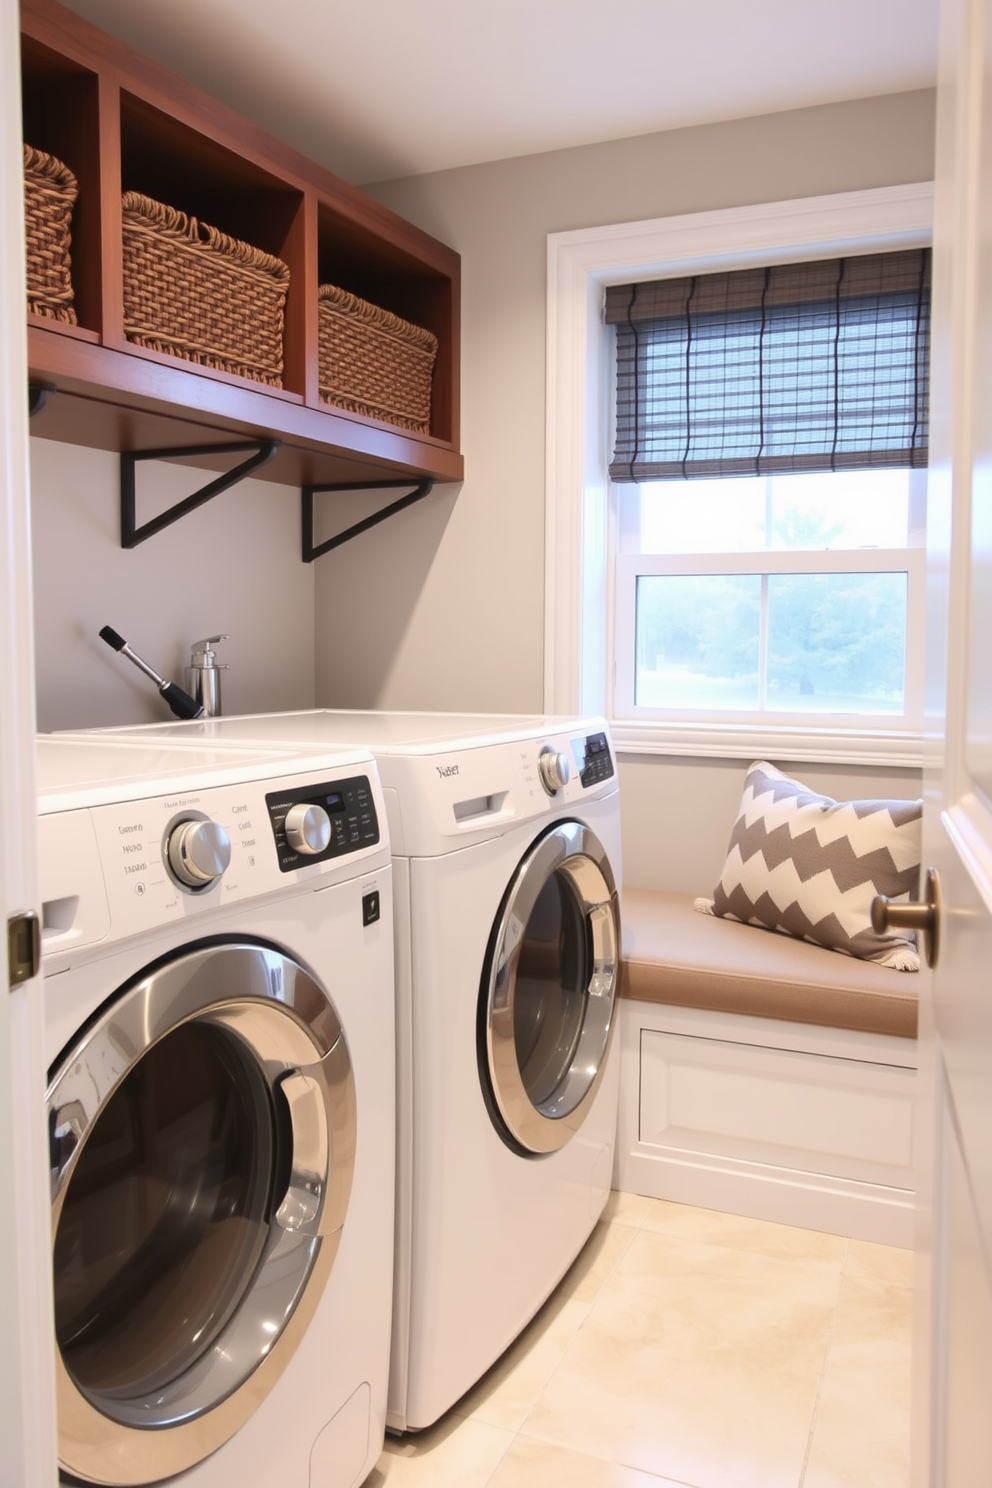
[20,0,463,493]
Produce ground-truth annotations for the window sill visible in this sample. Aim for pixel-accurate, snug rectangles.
[611,719,925,768]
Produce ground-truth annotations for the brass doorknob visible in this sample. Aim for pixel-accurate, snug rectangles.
[871,866,941,969]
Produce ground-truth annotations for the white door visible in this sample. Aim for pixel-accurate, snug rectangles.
[0,0,59,1479]
[916,0,992,1480]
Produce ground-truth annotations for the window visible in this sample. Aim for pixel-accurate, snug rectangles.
[545,184,934,764]
[615,467,926,722]
[608,249,930,730]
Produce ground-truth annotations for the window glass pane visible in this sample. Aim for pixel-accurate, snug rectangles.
[635,575,760,709]
[638,477,766,553]
[766,572,907,714]
[768,470,909,550]
[635,469,910,554]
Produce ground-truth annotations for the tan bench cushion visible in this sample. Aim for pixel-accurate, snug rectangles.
[620,887,918,1040]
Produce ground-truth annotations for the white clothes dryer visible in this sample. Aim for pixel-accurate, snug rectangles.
[37,735,394,1486]
[74,713,623,1433]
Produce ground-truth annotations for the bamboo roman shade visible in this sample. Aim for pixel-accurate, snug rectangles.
[607,248,931,482]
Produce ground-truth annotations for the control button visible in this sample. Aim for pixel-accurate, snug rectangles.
[538,748,571,795]
[284,803,332,856]
[166,819,231,888]
[362,890,380,926]
[267,776,378,871]
[581,758,614,787]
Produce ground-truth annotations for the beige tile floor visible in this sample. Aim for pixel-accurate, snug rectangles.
[364,1193,912,1488]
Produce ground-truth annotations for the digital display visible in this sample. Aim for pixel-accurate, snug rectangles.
[265,774,379,872]
[579,731,614,787]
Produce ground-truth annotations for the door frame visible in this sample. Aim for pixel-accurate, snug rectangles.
[916,0,992,1478]
[0,0,59,1478]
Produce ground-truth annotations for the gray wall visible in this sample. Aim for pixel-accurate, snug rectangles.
[321,90,935,887]
[31,440,315,731]
[320,89,936,717]
[29,93,933,884]
[620,755,925,897]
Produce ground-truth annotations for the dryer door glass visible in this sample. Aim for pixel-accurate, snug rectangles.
[482,822,619,1155]
[48,941,356,1486]
[54,1019,274,1401]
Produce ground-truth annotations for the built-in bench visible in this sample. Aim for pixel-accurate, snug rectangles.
[614,888,920,1246]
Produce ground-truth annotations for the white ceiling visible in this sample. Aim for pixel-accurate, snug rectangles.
[56,0,940,185]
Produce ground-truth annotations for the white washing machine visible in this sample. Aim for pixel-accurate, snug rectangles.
[36,733,395,1486]
[74,712,623,1433]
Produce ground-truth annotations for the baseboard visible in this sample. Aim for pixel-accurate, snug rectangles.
[616,1144,915,1246]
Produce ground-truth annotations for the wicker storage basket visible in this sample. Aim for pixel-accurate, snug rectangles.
[24,144,78,324]
[318,283,437,433]
[121,192,290,387]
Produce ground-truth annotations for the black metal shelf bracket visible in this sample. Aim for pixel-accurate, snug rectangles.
[302,477,435,562]
[120,438,280,549]
[28,381,56,418]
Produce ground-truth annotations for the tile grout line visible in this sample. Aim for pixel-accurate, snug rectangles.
[506,1201,753,1484]
[797,1235,850,1488]
[510,1210,642,1449]
[444,1208,642,1440]
[478,1422,519,1488]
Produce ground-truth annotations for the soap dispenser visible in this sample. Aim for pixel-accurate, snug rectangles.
[186,635,229,717]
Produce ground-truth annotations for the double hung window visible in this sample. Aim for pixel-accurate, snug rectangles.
[607,250,931,732]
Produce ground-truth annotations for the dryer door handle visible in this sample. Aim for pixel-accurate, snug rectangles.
[274,1035,354,1238]
[274,1071,328,1236]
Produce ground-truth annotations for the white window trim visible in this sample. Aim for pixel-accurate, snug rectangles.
[545,182,934,767]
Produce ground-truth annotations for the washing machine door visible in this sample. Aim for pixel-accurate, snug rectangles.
[481,821,619,1155]
[47,939,356,1486]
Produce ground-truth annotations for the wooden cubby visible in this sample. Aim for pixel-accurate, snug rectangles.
[20,0,463,495]
[21,31,102,339]
[316,201,456,445]
[118,92,309,397]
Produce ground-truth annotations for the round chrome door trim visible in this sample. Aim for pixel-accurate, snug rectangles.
[482,821,619,1156]
[47,940,357,1486]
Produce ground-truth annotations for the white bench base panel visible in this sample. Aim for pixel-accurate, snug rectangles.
[614,999,919,1247]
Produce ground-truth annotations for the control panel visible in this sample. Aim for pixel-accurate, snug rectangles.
[265,775,380,873]
[578,731,614,788]
[40,765,389,960]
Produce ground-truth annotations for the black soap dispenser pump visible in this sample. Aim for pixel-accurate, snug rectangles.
[186,635,229,717]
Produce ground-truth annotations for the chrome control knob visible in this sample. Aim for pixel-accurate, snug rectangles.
[285,803,332,856]
[167,819,231,888]
[538,748,571,795]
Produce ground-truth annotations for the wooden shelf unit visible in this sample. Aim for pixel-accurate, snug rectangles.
[20,0,463,490]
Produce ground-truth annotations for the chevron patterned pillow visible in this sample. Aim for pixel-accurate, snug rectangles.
[695,761,923,971]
